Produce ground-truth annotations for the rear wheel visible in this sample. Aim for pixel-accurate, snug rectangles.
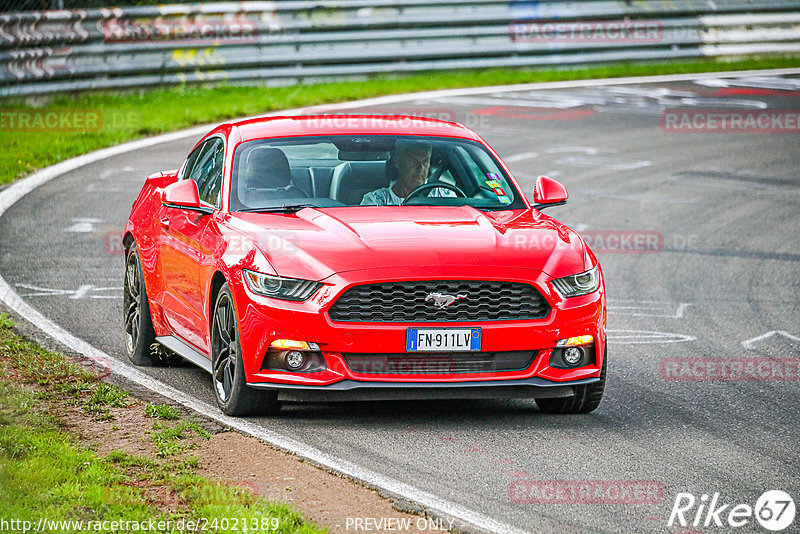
[535,348,606,414]
[211,284,280,416]
[124,242,158,366]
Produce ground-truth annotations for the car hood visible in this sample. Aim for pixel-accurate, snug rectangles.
[227,206,588,281]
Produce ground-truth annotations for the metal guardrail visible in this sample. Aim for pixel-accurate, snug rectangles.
[1,0,800,97]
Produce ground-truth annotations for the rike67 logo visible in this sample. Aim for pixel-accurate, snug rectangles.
[668,490,795,531]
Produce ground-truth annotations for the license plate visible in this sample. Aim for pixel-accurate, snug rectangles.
[406,328,481,352]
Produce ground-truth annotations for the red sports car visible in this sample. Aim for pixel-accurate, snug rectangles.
[123,115,606,416]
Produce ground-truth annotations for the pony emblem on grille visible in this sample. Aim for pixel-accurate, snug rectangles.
[425,292,467,309]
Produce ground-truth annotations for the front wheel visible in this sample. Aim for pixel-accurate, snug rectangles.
[211,283,280,416]
[535,348,606,414]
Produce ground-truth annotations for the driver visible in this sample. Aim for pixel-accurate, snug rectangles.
[360,140,455,205]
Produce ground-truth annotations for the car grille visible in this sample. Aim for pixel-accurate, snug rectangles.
[342,351,537,375]
[328,281,550,322]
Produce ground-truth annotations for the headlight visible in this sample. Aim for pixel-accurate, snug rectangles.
[551,265,600,297]
[243,269,321,301]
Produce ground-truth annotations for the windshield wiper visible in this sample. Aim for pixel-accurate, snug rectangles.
[237,204,316,213]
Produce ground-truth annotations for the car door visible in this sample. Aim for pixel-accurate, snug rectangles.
[159,137,224,352]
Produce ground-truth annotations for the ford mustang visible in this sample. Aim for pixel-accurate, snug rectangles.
[123,115,606,416]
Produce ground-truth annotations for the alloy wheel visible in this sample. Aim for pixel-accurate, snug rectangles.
[212,293,238,403]
[124,253,141,354]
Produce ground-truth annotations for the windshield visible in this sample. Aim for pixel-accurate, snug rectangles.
[229,135,525,212]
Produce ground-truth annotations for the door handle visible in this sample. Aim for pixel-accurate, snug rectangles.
[159,217,170,229]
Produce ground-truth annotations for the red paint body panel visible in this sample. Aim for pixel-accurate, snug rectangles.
[124,115,606,391]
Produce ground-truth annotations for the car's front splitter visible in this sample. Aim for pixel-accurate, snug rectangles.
[246,376,600,402]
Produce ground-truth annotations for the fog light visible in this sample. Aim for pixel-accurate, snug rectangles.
[285,351,306,370]
[563,347,583,366]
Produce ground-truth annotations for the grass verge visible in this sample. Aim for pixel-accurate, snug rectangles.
[0,312,325,534]
[2,55,799,187]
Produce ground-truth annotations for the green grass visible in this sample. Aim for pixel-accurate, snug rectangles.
[0,385,154,525]
[149,420,209,458]
[145,402,180,420]
[0,316,326,533]
[2,55,798,187]
[0,322,99,386]
[0,382,325,533]
[84,383,130,420]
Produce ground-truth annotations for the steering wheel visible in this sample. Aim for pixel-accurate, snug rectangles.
[401,182,467,205]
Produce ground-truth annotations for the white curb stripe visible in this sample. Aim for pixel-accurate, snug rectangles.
[0,274,525,534]
[1,68,797,534]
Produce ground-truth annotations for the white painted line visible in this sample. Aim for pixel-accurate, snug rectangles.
[430,94,588,109]
[607,330,697,344]
[741,330,800,350]
[15,283,119,300]
[0,68,793,534]
[608,300,692,319]
[695,74,800,91]
[546,146,604,155]
[64,217,104,233]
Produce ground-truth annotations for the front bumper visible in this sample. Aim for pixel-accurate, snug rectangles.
[231,265,606,391]
[248,376,600,402]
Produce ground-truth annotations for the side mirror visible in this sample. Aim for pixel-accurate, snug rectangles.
[145,169,178,188]
[533,175,568,210]
[162,180,214,214]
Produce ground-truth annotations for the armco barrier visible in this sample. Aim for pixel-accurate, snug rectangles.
[1,0,799,97]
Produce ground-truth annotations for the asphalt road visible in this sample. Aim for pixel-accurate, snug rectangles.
[1,72,799,533]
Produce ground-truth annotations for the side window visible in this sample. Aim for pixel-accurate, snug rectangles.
[197,140,224,206]
[181,141,208,181]
[185,138,224,207]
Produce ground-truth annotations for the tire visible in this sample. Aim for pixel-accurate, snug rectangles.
[535,348,606,414]
[211,283,280,416]
[124,242,181,366]
[124,242,159,366]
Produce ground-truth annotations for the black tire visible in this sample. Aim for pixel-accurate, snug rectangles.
[211,284,280,416]
[124,242,181,366]
[535,348,606,414]
[124,242,159,366]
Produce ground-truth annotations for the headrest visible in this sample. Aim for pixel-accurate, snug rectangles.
[243,147,291,189]
[385,157,398,182]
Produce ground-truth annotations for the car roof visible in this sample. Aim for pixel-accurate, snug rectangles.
[228,115,482,143]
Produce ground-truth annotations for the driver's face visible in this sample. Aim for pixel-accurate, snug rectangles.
[395,147,431,189]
